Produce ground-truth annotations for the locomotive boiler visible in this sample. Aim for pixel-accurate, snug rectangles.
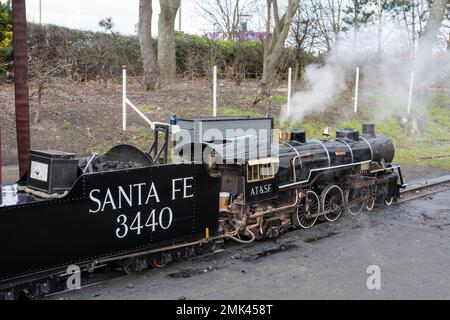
[0,116,405,299]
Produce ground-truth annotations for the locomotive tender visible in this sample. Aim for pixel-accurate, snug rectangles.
[0,117,405,299]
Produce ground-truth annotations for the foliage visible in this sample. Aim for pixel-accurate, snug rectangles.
[175,32,212,77]
[0,19,318,83]
[342,0,376,30]
[27,23,143,81]
[175,31,265,78]
[0,0,12,78]
[218,106,263,117]
[23,25,268,82]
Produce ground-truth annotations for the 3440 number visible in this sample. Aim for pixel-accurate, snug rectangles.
[116,207,173,239]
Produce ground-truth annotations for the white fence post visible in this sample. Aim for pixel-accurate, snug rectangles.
[354,67,360,113]
[122,65,127,131]
[407,71,415,115]
[287,67,292,116]
[213,65,217,117]
[119,65,180,135]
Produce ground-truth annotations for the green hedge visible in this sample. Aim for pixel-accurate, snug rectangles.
[22,24,267,81]
[2,23,316,82]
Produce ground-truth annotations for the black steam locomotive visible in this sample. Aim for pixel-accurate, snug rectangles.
[0,117,405,299]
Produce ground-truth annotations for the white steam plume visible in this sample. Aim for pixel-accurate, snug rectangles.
[281,20,450,125]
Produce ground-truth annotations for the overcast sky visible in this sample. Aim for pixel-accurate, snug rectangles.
[23,0,211,35]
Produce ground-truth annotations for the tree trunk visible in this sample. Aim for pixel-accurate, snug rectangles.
[158,0,181,86]
[139,0,159,91]
[418,0,448,56]
[293,61,300,89]
[262,0,272,86]
[255,0,300,104]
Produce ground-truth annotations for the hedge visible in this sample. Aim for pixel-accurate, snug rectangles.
[2,23,316,82]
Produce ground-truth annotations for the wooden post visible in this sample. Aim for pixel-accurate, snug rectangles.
[12,0,31,178]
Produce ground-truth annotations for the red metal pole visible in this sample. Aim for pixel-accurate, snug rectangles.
[0,127,2,185]
[12,0,31,178]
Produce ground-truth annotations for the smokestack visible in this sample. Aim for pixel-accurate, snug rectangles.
[12,0,31,178]
[362,124,376,136]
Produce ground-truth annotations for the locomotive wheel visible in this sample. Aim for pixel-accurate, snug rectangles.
[150,256,167,269]
[384,197,394,206]
[295,190,320,229]
[173,247,194,262]
[174,251,186,262]
[346,187,365,216]
[120,257,149,275]
[322,185,344,222]
[123,265,137,275]
[366,199,376,211]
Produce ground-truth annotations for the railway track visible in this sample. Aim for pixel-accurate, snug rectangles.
[398,175,450,203]
[44,175,450,300]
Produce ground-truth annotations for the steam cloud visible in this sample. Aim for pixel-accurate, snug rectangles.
[281,20,450,125]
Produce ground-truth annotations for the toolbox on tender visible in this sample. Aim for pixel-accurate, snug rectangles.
[26,150,78,194]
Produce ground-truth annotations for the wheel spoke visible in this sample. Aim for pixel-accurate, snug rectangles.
[296,191,319,229]
[385,197,394,206]
[322,185,344,222]
[347,187,364,216]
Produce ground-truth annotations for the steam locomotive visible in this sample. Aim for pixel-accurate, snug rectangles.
[0,117,405,299]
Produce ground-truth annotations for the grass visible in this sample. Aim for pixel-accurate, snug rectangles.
[270,95,287,105]
[232,91,450,171]
[91,143,115,154]
[120,90,450,171]
[238,95,255,103]
[137,104,158,113]
[218,106,263,117]
[238,94,288,105]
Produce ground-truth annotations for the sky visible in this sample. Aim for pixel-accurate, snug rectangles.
[22,0,211,35]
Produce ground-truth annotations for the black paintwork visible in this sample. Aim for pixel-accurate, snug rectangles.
[0,127,398,291]
[245,180,277,204]
[0,163,219,288]
[277,134,395,186]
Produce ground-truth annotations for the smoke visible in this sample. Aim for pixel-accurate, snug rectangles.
[284,63,346,124]
[281,19,450,125]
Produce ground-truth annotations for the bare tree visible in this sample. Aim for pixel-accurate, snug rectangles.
[198,0,255,40]
[443,7,450,50]
[99,17,137,77]
[383,0,433,54]
[139,0,159,91]
[310,0,345,52]
[255,0,300,103]
[198,0,257,86]
[288,2,319,85]
[421,0,448,41]
[158,0,181,85]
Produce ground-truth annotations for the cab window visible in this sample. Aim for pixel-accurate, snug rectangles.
[247,162,275,183]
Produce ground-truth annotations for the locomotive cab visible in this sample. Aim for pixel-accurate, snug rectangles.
[243,157,279,204]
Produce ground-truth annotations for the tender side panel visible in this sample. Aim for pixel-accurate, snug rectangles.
[0,163,219,286]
